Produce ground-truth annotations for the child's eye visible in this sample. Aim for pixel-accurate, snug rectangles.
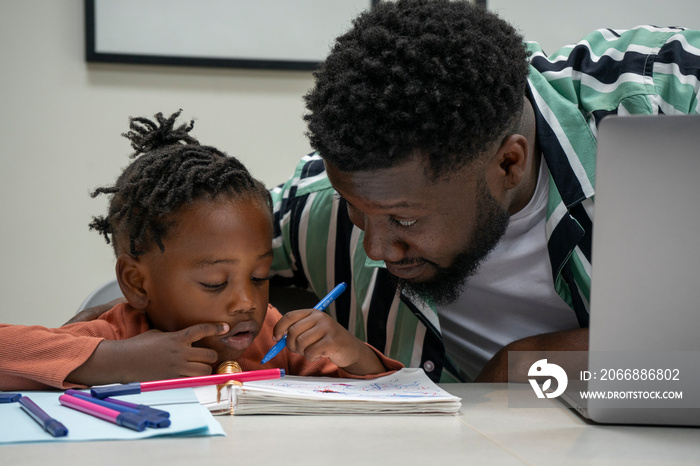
[201,281,227,290]
[252,275,272,284]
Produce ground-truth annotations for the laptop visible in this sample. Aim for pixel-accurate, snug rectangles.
[560,114,700,426]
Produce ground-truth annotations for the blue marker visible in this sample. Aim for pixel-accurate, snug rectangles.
[0,393,22,403]
[65,390,170,428]
[19,396,68,437]
[102,396,170,419]
[261,282,348,364]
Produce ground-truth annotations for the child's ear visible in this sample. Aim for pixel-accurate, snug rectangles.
[115,254,149,310]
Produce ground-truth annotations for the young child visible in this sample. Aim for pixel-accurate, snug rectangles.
[0,110,401,391]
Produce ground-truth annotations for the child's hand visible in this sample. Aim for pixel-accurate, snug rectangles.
[67,322,228,385]
[118,323,229,380]
[274,310,386,375]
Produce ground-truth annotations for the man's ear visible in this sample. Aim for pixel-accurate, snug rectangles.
[494,134,529,190]
[115,254,149,310]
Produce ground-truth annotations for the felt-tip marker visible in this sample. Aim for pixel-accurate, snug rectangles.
[65,390,170,428]
[0,393,22,403]
[59,394,147,432]
[260,282,348,364]
[90,368,285,398]
[101,395,170,419]
[19,396,68,437]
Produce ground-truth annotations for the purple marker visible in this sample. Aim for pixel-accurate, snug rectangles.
[19,396,68,437]
[58,394,146,431]
[103,396,169,419]
[65,390,170,428]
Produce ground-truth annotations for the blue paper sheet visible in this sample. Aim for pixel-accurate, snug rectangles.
[0,388,225,444]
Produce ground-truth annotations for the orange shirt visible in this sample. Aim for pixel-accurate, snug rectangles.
[0,303,402,391]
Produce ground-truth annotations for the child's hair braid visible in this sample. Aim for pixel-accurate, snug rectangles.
[89,109,271,256]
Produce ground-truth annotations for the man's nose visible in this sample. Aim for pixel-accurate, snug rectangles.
[361,218,407,263]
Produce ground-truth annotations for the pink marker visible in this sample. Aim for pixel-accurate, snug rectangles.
[90,368,285,399]
[58,394,147,431]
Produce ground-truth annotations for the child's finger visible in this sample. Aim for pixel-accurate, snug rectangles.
[178,322,230,344]
[186,346,219,365]
[272,309,315,340]
[284,313,328,351]
[288,327,329,360]
[177,360,216,378]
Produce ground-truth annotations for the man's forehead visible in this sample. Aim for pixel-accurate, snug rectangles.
[325,160,432,208]
[324,156,473,210]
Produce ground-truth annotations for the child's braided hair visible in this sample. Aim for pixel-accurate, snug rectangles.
[89,110,271,257]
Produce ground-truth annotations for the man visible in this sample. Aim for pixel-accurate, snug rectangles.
[267,0,700,382]
[72,0,699,383]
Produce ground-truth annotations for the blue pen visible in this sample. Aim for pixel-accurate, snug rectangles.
[261,282,348,364]
[19,396,68,437]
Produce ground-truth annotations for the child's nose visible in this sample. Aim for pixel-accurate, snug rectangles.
[227,281,256,315]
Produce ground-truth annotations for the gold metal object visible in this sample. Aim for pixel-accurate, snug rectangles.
[217,360,243,374]
[216,361,243,414]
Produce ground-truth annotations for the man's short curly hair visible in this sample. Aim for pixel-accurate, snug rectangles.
[304,0,530,177]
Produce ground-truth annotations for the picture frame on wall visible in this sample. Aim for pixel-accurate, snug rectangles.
[85,0,379,71]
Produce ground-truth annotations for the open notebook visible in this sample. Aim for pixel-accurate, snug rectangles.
[194,368,462,415]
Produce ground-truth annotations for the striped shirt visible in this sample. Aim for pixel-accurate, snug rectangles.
[270,26,700,382]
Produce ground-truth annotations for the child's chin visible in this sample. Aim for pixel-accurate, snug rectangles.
[216,340,254,363]
[196,339,248,363]
[215,348,246,365]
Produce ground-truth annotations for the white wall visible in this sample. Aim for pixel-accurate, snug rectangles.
[2,0,699,328]
[0,0,315,326]
[488,0,700,53]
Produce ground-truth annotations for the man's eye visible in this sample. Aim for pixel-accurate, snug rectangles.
[391,218,417,227]
[201,281,227,290]
[252,276,272,284]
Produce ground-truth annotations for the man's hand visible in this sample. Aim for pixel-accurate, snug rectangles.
[474,328,589,383]
[66,322,229,386]
[64,298,127,326]
[274,309,386,375]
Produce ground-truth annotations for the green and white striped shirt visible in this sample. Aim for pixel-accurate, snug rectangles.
[270,26,700,382]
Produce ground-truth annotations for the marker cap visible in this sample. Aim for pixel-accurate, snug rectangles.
[0,393,22,403]
[91,382,141,398]
[146,416,171,428]
[138,406,170,419]
[45,419,69,437]
[116,412,148,432]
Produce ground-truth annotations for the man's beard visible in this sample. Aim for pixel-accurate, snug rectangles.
[400,179,510,306]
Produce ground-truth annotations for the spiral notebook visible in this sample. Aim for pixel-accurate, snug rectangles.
[193,368,461,415]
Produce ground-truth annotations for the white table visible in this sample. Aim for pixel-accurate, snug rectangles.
[3,384,699,466]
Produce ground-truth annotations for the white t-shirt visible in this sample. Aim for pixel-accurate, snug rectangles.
[439,158,579,381]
